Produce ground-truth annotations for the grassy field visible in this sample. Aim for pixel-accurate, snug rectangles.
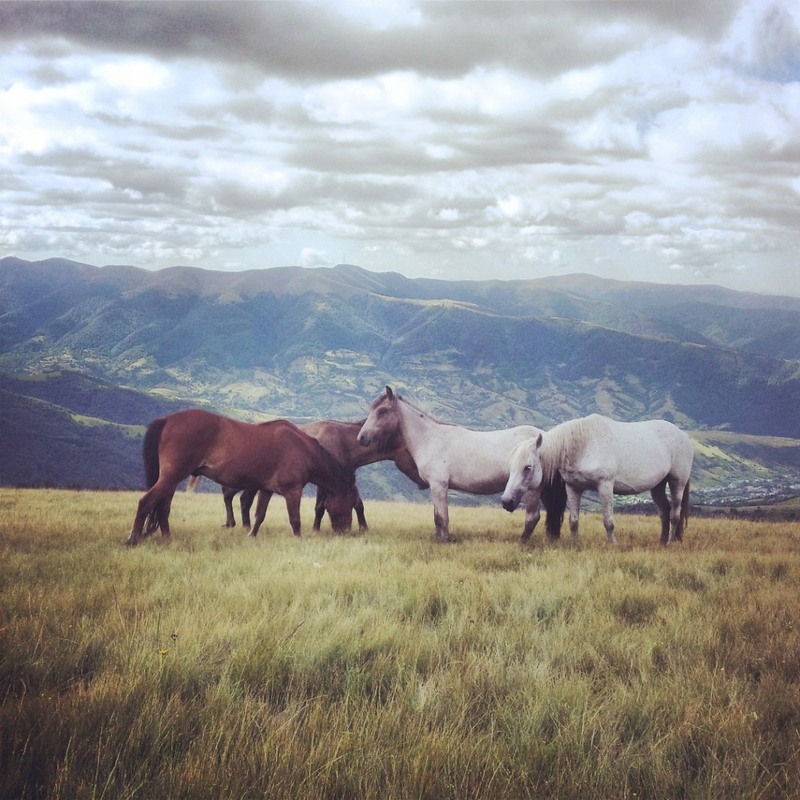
[1,488,799,800]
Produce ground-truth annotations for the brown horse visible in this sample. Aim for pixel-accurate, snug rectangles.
[218,418,427,532]
[128,409,356,546]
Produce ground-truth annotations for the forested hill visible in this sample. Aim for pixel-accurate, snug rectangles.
[1,256,799,498]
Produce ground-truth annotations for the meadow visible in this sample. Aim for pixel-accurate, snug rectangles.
[1,488,799,800]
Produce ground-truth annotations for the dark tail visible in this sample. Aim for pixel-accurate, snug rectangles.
[143,417,167,488]
[142,417,167,535]
[679,479,690,539]
[541,470,567,539]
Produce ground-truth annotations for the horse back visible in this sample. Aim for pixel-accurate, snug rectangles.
[267,420,355,492]
[158,409,228,470]
[424,423,542,491]
[300,419,362,464]
[302,418,409,469]
[591,417,693,486]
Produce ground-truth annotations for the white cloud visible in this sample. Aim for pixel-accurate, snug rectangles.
[298,247,331,268]
[0,0,799,295]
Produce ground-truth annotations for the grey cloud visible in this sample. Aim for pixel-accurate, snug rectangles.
[2,0,798,296]
[1,0,735,83]
[95,112,231,145]
[194,171,421,217]
[20,148,192,201]
[286,119,571,178]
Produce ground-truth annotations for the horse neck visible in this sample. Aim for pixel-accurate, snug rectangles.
[313,421,360,465]
[396,397,441,455]
[310,444,353,493]
[353,416,410,467]
[539,417,592,480]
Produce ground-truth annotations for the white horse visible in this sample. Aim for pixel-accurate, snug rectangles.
[357,386,565,543]
[502,414,693,545]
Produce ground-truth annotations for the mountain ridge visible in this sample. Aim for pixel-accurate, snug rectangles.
[1,256,799,499]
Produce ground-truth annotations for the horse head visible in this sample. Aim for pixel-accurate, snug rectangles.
[357,386,401,448]
[501,433,544,512]
[324,484,359,532]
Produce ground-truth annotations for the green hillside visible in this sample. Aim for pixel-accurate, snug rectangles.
[1,257,799,502]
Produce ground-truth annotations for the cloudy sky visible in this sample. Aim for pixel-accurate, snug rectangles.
[1,1,799,295]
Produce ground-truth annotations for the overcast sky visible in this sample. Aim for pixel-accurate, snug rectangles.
[1,1,799,295]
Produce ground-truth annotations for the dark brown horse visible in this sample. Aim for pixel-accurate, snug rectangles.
[218,418,427,532]
[128,409,356,546]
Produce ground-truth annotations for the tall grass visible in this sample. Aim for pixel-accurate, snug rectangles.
[1,488,799,799]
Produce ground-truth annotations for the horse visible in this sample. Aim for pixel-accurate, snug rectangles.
[501,414,693,545]
[127,409,356,546]
[357,386,565,543]
[213,418,427,532]
[185,476,362,534]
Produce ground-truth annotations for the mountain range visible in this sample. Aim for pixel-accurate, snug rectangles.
[1,256,799,505]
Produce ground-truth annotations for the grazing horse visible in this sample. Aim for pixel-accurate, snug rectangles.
[501,414,693,545]
[127,409,355,546]
[216,418,427,532]
[357,386,565,543]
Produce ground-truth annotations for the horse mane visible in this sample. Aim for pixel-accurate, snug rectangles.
[539,415,604,483]
[308,435,356,490]
[396,393,460,428]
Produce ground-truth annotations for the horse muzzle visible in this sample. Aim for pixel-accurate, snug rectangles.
[357,432,371,446]
[501,496,519,512]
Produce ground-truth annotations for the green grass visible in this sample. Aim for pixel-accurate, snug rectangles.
[2,488,799,799]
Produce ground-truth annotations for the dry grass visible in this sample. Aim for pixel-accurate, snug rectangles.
[1,488,799,799]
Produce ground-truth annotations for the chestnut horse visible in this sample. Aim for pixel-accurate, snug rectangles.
[127,409,356,546]
[218,418,427,532]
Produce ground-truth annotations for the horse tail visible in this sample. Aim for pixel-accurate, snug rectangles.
[679,479,691,538]
[186,475,201,492]
[142,417,167,535]
[143,417,167,488]
[541,469,567,539]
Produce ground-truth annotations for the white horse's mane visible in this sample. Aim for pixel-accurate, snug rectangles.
[396,393,460,428]
[538,415,605,482]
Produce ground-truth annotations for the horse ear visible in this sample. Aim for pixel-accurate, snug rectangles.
[385,386,394,400]
[536,432,543,449]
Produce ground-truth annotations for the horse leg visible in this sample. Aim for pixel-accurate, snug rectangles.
[312,487,326,532]
[247,491,273,538]
[156,494,173,539]
[128,480,177,546]
[430,482,451,543]
[222,486,237,527]
[142,512,159,537]
[353,487,368,532]
[597,480,617,545]
[668,477,687,543]
[650,479,671,545]
[520,487,541,544]
[241,490,256,530]
[565,485,583,541]
[282,487,303,537]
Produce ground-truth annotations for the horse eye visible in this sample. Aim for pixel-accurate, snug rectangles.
[523,464,532,473]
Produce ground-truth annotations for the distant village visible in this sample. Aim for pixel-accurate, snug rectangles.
[617,472,800,520]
